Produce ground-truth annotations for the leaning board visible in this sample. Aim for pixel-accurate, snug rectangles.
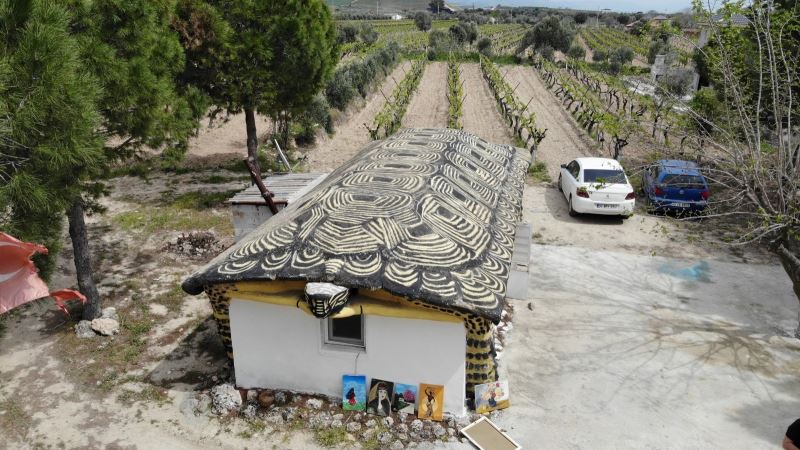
[460,417,522,450]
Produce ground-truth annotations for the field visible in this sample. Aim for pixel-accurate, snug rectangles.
[1,12,797,450]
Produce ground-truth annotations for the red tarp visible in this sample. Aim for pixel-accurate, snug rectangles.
[0,232,85,315]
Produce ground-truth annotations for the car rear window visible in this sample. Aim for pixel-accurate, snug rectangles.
[662,174,706,189]
[583,169,627,184]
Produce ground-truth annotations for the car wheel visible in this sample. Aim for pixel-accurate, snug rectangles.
[557,174,563,192]
[568,195,578,217]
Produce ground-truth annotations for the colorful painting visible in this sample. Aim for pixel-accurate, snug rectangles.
[474,380,510,414]
[366,379,394,416]
[392,383,418,414]
[342,375,366,411]
[417,383,444,421]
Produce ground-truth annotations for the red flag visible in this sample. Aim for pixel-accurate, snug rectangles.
[0,232,51,314]
[0,233,87,315]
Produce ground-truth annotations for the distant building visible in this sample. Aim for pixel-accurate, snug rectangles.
[390,14,403,20]
[649,15,671,27]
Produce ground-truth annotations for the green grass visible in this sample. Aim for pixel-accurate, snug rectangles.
[117,385,170,406]
[112,205,233,235]
[528,161,552,183]
[0,398,31,439]
[314,426,348,447]
[155,284,189,313]
[163,190,239,210]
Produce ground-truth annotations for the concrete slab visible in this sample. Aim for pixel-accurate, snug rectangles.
[507,222,532,301]
[494,244,800,450]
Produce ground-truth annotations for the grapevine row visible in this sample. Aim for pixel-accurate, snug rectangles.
[366,61,426,140]
[479,56,547,152]
[580,27,648,58]
[447,59,463,129]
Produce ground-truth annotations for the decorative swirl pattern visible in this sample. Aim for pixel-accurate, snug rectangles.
[183,129,530,323]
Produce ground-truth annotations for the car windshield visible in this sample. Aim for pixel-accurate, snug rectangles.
[662,174,705,189]
[583,169,627,184]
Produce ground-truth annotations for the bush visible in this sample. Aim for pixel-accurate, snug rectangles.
[414,11,432,31]
[566,44,585,60]
[538,45,555,61]
[477,37,492,56]
[592,49,608,62]
[324,42,399,110]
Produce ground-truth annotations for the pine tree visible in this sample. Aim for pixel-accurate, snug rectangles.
[2,0,203,319]
[176,0,337,172]
[0,0,103,294]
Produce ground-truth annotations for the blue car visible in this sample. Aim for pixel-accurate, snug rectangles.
[642,160,710,212]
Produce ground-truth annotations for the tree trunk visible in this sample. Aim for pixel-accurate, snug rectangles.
[245,107,260,175]
[68,200,102,320]
[776,243,800,338]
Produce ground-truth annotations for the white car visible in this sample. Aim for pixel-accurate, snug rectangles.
[558,157,635,218]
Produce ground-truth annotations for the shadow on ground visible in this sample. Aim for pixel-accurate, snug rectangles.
[145,316,230,392]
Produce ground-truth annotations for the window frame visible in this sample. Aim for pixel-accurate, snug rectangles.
[322,314,366,350]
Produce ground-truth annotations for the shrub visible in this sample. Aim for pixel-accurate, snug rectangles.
[414,11,432,31]
[566,44,585,60]
[324,42,399,110]
[477,37,492,56]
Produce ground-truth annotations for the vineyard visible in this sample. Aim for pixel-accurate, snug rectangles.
[580,27,648,58]
[480,56,546,151]
[367,61,426,139]
[478,23,527,55]
[533,56,690,161]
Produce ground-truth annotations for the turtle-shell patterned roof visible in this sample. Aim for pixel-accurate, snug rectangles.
[182,129,530,323]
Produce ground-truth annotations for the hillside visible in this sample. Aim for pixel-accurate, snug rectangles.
[331,0,434,15]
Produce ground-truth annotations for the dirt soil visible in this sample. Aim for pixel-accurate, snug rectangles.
[460,63,515,146]
[185,113,271,160]
[0,171,340,449]
[306,61,411,172]
[505,65,597,178]
[402,62,449,129]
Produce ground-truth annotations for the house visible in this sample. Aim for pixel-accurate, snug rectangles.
[182,128,531,415]
[649,15,670,27]
[698,13,749,47]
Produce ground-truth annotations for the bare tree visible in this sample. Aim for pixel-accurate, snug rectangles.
[690,0,800,334]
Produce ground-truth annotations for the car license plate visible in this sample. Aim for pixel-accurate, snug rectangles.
[596,203,617,209]
[671,202,690,208]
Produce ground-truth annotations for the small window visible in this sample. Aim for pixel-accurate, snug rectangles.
[324,314,365,349]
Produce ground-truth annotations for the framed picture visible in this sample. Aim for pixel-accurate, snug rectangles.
[417,383,444,421]
[342,375,366,411]
[392,383,418,414]
[366,379,394,416]
[474,380,510,414]
[460,416,521,450]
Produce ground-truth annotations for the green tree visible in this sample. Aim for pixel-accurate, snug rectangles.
[518,16,575,54]
[1,0,103,314]
[566,44,586,60]
[179,0,336,170]
[574,12,587,24]
[414,11,432,31]
[477,37,492,56]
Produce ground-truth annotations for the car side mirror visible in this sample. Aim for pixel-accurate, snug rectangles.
[560,164,567,169]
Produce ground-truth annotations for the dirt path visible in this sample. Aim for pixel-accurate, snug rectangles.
[402,62,449,129]
[505,65,595,178]
[185,113,271,160]
[306,61,411,172]
[460,63,514,146]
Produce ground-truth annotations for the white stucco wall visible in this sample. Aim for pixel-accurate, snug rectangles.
[229,298,467,415]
